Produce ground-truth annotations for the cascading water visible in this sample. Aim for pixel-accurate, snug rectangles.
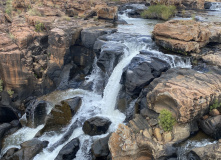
[209,2,221,11]
[1,5,194,160]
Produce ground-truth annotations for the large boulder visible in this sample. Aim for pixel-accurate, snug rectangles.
[2,139,49,160]
[54,138,80,160]
[121,54,170,97]
[97,42,127,75]
[152,20,221,54]
[146,68,221,123]
[83,117,111,136]
[96,6,118,20]
[199,115,221,139]
[35,101,72,136]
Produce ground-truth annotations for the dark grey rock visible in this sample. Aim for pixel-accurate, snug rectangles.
[83,117,111,136]
[121,54,170,97]
[91,134,111,159]
[200,115,221,139]
[97,42,127,75]
[55,138,80,160]
[81,27,116,49]
[63,97,82,116]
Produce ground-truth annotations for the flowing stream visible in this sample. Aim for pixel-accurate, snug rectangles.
[2,5,211,160]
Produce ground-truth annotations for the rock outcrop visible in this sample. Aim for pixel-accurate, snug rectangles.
[83,117,111,136]
[152,20,221,54]
[145,68,221,123]
[146,0,205,10]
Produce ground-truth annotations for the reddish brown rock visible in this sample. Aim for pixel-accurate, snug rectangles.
[153,20,221,54]
[96,6,118,20]
[146,68,221,123]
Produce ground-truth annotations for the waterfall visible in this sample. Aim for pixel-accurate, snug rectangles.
[1,6,193,160]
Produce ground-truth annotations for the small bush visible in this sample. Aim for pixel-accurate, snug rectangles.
[141,4,176,20]
[7,89,14,98]
[5,0,13,15]
[0,79,3,92]
[35,22,44,32]
[210,100,221,111]
[159,109,176,132]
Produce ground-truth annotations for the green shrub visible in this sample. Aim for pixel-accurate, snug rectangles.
[210,100,221,111]
[141,4,176,20]
[159,109,176,132]
[35,22,44,32]
[7,89,14,98]
[0,79,3,92]
[5,0,12,15]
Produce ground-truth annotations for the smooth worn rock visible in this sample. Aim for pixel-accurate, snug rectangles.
[83,117,111,136]
[91,134,111,159]
[200,115,221,139]
[0,106,18,123]
[55,138,80,160]
[146,68,221,123]
[96,6,118,20]
[35,101,72,136]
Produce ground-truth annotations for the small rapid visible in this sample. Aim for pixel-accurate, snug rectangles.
[209,2,221,11]
[1,5,193,160]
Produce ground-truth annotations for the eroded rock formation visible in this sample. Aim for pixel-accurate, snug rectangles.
[152,20,221,54]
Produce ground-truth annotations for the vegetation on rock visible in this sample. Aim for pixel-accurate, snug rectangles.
[7,89,14,98]
[0,79,3,92]
[159,109,176,132]
[141,4,176,20]
[5,0,13,15]
[35,22,44,32]
[210,100,221,111]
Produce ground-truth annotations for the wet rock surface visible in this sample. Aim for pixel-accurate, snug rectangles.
[91,134,111,160]
[83,117,111,136]
[35,101,72,136]
[2,139,48,160]
[121,54,170,97]
[54,138,80,160]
